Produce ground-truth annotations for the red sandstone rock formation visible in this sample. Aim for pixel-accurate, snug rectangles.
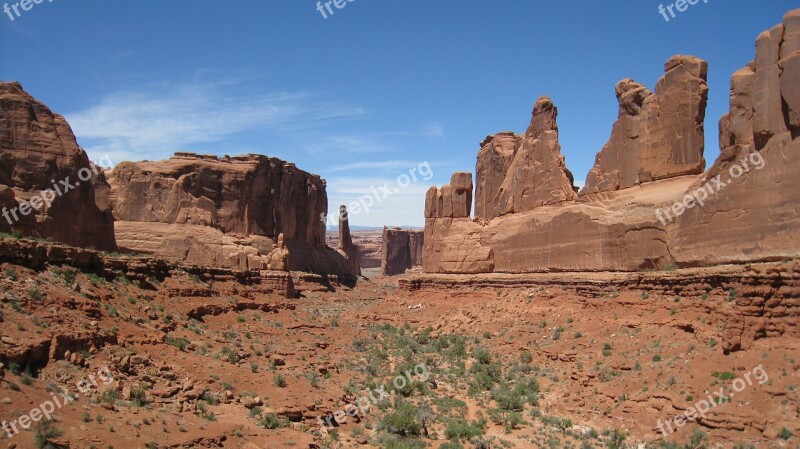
[266,233,291,271]
[581,56,709,195]
[382,227,410,275]
[0,82,117,251]
[381,227,424,275]
[475,97,576,221]
[109,153,355,275]
[110,153,325,245]
[425,172,473,219]
[337,205,361,276]
[673,9,800,266]
[423,10,800,274]
[356,238,382,268]
[409,230,424,267]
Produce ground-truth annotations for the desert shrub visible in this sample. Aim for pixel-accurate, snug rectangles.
[711,371,735,381]
[381,401,421,437]
[685,428,709,449]
[166,336,190,351]
[434,396,467,415]
[491,384,524,411]
[130,386,148,407]
[220,346,240,364]
[259,413,284,429]
[606,429,627,449]
[443,418,485,440]
[34,419,63,449]
[472,347,492,365]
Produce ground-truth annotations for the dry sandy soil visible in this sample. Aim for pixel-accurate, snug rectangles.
[0,261,797,449]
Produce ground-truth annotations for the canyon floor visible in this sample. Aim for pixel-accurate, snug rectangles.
[0,259,798,449]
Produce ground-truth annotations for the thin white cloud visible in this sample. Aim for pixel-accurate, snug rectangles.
[327,160,418,173]
[327,176,433,227]
[67,81,364,162]
[423,123,445,139]
[305,134,394,156]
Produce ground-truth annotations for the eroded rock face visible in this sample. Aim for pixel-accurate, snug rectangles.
[266,233,291,272]
[409,230,424,267]
[475,97,576,221]
[337,205,361,276]
[109,153,355,275]
[423,180,678,274]
[381,227,424,275]
[425,173,473,219]
[582,56,709,195]
[382,227,410,275]
[0,82,117,251]
[423,11,800,274]
[474,132,517,220]
[673,9,800,265]
[110,153,325,246]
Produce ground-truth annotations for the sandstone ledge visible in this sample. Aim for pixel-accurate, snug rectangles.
[401,260,800,353]
[0,237,346,299]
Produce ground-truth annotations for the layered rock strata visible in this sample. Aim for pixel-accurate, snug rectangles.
[582,56,709,195]
[401,261,800,353]
[381,227,424,275]
[109,153,357,275]
[475,97,577,221]
[0,237,296,298]
[423,9,800,274]
[673,9,800,266]
[0,82,117,251]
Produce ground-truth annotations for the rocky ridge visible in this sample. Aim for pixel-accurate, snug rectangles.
[423,10,800,274]
[0,81,117,251]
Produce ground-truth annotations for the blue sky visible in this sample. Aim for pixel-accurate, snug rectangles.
[1,1,796,227]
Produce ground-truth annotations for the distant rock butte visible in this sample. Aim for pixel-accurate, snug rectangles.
[109,153,358,276]
[423,9,800,274]
[381,227,424,275]
[0,81,117,251]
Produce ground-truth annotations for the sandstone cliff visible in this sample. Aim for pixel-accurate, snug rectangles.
[581,56,709,195]
[109,153,357,275]
[475,97,577,221]
[425,172,473,219]
[0,82,117,251]
[381,227,424,275]
[672,9,800,266]
[423,9,800,274]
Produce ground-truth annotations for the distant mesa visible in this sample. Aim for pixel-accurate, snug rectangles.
[381,226,424,276]
[108,151,357,276]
